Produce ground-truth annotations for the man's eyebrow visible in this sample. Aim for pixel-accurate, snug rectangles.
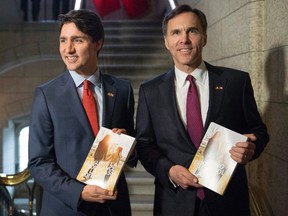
[59,35,87,39]
[169,28,181,33]
[188,26,199,30]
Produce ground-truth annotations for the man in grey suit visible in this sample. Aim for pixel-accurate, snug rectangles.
[28,9,136,216]
[136,4,269,216]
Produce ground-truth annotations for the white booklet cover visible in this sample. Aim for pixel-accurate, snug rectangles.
[188,122,247,195]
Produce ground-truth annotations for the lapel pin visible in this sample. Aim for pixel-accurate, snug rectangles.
[107,92,114,97]
[215,86,224,90]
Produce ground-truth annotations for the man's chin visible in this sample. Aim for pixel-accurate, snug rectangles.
[66,65,79,71]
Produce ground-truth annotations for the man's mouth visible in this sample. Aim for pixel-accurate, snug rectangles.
[179,48,192,52]
[66,56,77,62]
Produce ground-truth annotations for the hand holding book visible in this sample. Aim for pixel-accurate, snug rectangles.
[77,127,136,191]
[80,184,117,203]
[230,133,256,164]
[188,122,247,195]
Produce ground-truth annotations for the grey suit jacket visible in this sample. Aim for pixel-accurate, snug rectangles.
[136,62,269,216]
[28,70,135,216]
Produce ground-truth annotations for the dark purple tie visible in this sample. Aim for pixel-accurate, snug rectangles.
[186,75,203,148]
[186,75,205,199]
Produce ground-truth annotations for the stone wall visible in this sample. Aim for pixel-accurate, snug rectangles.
[178,0,288,215]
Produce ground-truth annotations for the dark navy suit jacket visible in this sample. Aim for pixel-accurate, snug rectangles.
[28,70,135,216]
[136,62,269,216]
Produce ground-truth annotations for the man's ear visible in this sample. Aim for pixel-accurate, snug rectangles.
[94,39,103,52]
[164,37,170,50]
[203,34,207,47]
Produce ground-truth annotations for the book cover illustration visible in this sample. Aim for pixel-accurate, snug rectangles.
[77,127,135,191]
[188,122,247,195]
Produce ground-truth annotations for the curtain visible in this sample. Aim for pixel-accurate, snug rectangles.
[122,0,149,18]
[92,0,121,17]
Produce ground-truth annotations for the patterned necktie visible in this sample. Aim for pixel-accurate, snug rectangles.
[83,80,99,136]
[186,75,205,199]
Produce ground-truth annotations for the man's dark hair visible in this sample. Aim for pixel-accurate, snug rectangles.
[58,9,104,43]
[162,4,207,36]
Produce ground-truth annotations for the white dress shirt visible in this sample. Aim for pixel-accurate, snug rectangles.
[69,69,103,127]
[174,61,209,128]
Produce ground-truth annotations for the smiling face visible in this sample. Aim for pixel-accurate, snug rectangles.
[59,22,102,77]
[164,12,207,73]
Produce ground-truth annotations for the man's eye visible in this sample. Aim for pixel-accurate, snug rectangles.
[189,28,199,34]
[74,39,83,43]
[172,30,180,35]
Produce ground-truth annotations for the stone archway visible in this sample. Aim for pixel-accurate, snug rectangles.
[0,56,65,144]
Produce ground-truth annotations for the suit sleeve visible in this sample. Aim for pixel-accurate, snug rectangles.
[242,74,269,159]
[125,83,138,167]
[28,87,84,213]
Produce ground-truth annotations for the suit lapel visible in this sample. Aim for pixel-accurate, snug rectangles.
[101,74,117,128]
[204,62,227,131]
[60,71,95,139]
[159,70,192,144]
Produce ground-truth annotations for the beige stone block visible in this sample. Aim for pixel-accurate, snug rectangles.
[204,5,252,60]
[1,65,26,77]
[204,52,266,102]
[0,49,17,70]
[249,153,288,216]
[1,59,64,80]
[221,7,250,57]
[248,51,265,100]
[247,154,267,189]
[21,97,33,115]
[278,46,288,102]
[44,31,59,42]
[0,106,9,128]
[262,103,288,161]
[15,43,40,59]
[204,22,223,61]
[0,92,32,118]
[39,42,59,55]
[0,32,22,51]
[256,101,267,116]
[210,53,250,72]
[198,0,250,26]
[2,94,32,118]
[262,45,288,104]
[265,0,288,48]
[0,78,3,92]
[22,60,65,77]
[0,77,50,93]
[247,153,277,216]
[248,1,265,52]
[268,158,288,216]
[21,31,47,44]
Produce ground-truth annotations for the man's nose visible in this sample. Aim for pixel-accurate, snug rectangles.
[66,41,75,53]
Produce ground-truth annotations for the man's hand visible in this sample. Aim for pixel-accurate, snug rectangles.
[81,185,117,203]
[111,128,137,159]
[230,134,256,164]
[112,128,127,135]
[169,165,203,189]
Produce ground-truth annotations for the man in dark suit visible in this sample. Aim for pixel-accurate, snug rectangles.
[136,4,269,216]
[28,9,136,216]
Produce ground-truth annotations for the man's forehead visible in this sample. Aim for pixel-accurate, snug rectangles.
[168,14,199,27]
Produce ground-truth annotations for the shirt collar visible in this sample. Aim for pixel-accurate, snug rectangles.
[69,69,101,88]
[175,61,208,87]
